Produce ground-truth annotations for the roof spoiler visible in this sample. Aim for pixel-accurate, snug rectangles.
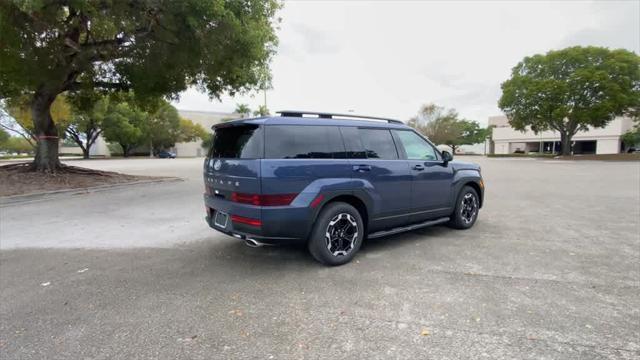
[276,110,404,124]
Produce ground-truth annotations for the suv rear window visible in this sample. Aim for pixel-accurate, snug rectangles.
[265,125,346,159]
[209,124,263,159]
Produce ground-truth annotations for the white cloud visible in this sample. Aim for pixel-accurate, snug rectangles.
[173,0,640,126]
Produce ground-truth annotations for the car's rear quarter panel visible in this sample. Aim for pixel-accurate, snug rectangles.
[260,159,354,239]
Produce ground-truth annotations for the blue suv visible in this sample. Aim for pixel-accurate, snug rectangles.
[204,111,484,265]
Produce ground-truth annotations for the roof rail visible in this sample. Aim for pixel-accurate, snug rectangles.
[276,110,404,124]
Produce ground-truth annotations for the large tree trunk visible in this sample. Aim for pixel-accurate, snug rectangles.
[31,90,60,172]
[560,131,572,156]
[82,147,90,159]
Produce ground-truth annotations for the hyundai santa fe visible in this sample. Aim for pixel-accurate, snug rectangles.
[203,111,484,265]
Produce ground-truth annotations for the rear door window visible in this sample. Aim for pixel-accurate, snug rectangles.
[339,126,366,159]
[209,124,263,158]
[358,128,399,159]
[265,125,346,159]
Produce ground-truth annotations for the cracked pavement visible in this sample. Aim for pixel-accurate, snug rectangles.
[1,157,639,359]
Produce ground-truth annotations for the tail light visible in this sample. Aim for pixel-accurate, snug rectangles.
[231,215,262,227]
[231,192,297,206]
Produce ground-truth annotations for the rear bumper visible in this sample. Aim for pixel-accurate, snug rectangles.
[203,194,314,244]
[204,215,300,245]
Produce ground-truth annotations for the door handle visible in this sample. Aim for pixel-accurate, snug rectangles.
[353,164,372,172]
[412,164,425,171]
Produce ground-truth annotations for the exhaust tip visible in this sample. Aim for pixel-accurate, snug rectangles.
[245,238,263,248]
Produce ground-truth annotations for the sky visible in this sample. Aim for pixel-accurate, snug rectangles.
[173,0,640,126]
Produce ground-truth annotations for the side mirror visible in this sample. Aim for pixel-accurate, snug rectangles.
[441,150,453,163]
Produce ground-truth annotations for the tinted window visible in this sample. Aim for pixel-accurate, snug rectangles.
[339,126,366,159]
[394,130,438,160]
[209,124,263,158]
[359,129,398,159]
[265,125,346,159]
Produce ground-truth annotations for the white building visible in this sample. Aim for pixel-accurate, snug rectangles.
[174,110,237,157]
[59,135,111,157]
[489,115,634,155]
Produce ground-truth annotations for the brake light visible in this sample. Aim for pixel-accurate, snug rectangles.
[231,192,260,205]
[231,192,297,206]
[231,215,262,227]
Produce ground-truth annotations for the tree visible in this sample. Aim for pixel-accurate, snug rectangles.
[499,46,640,156]
[253,105,270,117]
[450,120,490,154]
[102,102,146,157]
[178,118,209,143]
[0,0,280,171]
[201,136,213,151]
[1,95,72,148]
[101,95,184,156]
[0,128,9,147]
[235,104,252,118]
[621,117,640,150]
[409,104,459,147]
[0,137,33,154]
[409,103,488,153]
[143,100,180,154]
[66,94,110,159]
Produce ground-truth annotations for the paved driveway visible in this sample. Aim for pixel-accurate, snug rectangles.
[1,157,638,359]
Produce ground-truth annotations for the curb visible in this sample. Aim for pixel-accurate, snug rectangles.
[0,177,183,206]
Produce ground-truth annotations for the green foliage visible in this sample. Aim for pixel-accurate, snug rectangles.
[178,118,209,143]
[622,118,640,148]
[409,103,488,153]
[0,0,280,99]
[144,101,180,151]
[102,102,147,157]
[0,136,33,153]
[0,127,9,145]
[66,93,110,157]
[253,105,270,117]
[0,0,280,169]
[499,46,640,155]
[201,135,213,151]
[3,95,72,140]
[100,93,184,155]
[621,130,640,147]
[235,104,252,118]
[456,120,490,148]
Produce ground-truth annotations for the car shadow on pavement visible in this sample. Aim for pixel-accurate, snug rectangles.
[190,224,454,273]
[361,225,451,253]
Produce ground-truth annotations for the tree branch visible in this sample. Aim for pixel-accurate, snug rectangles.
[66,81,131,92]
[0,122,37,148]
[65,127,87,153]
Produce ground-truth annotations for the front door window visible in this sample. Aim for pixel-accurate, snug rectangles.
[395,130,439,161]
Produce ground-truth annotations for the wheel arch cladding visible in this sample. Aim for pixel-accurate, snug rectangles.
[462,181,483,208]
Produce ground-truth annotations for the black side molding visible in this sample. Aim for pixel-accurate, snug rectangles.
[367,217,450,239]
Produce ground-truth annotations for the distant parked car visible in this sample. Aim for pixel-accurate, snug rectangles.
[157,150,176,158]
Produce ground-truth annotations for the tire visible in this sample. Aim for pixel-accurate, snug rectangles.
[308,202,364,266]
[448,186,480,229]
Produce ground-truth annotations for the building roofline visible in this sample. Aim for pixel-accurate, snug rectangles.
[176,109,236,116]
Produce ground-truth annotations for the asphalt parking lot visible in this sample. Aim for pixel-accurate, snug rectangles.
[1,157,639,359]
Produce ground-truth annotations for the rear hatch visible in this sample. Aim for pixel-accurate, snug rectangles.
[204,123,263,201]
